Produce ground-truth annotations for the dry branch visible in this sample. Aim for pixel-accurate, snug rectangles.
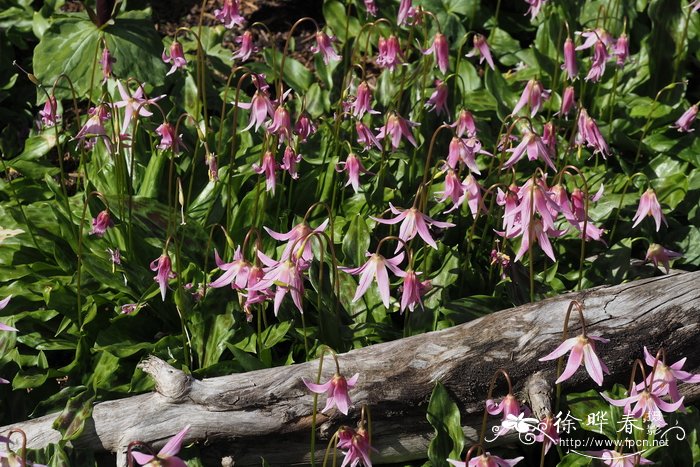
[3,271,699,466]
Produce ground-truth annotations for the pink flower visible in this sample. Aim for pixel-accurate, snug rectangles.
[267,105,292,144]
[121,303,141,315]
[131,425,190,467]
[445,136,481,174]
[424,33,449,73]
[511,79,550,117]
[466,34,495,70]
[671,104,698,132]
[156,122,184,153]
[436,169,465,208]
[336,153,372,193]
[39,95,59,128]
[576,28,613,51]
[264,218,329,262]
[238,90,274,132]
[451,109,477,137]
[253,151,278,194]
[586,450,653,466]
[486,393,526,435]
[252,253,306,315]
[523,0,546,20]
[107,247,121,266]
[0,296,17,332]
[74,104,111,150]
[113,81,164,135]
[397,0,415,26]
[639,346,700,408]
[294,112,317,142]
[150,253,176,301]
[534,416,560,454]
[376,113,419,149]
[280,146,301,179]
[371,203,455,251]
[602,385,684,428]
[397,269,431,313]
[585,40,608,82]
[214,0,245,28]
[645,243,682,273]
[363,0,378,16]
[557,86,576,118]
[539,334,610,386]
[100,46,115,83]
[376,35,403,71]
[340,252,405,308]
[425,80,449,116]
[348,81,379,119]
[576,108,609,157]
[448,452,524,467]
[242,264,271,312]
[90,209,113,237]
[162,41,187,76]
[233,30,256,61]
[613,33,629,67]
[567,187,606,242]
[356,121,382,151]
[210,247,251,290]
[502,129,557,171]
[632,188,666,231]
[312,31,341,64]
[338,426,373,467]
[303,373,359,415]
[562,37,577,80]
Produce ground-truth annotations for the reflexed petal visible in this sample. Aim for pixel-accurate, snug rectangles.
[582,344,605,385]
[539,337,578,361]
[130,451,156,465]
[160,425,190,457]
[555,342,584,384]
[303,378,333,394]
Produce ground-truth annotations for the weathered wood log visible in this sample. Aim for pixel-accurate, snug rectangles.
[3,271,699,466]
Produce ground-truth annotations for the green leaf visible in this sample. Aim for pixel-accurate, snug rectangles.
[263,48,312,93]
[342,214,370,266]
[259,320,293,350]
[52,389,95,441]
[426,381,464,466]
[566,385,625,440]
[322,0,361,42]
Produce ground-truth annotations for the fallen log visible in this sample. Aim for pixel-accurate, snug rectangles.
[3,271,699,466]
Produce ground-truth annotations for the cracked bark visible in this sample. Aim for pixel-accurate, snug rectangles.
[2,271,699,466]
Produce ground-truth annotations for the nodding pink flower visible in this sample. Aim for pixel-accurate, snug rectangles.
[534,416,560,455]
[90,209,113,237]
[267,106,292,144]
[486,393,526,436]
[497,184,521,236]
[253,151,278,194]
[540,333,610,386]
[303,373,359,415]
[113,81,164,135]
[376,113,420,149]
[451,109,477,138]
[557,86,576,118]
[585,40,608,82]
[121,303,141,315]
[645,243,682,273]
[253,253,305,314]
[74,104,111,150]
[100,46,115,83]
[576,28,613,51]
[586,450,653,466]
[523,0,546,20]
[131,425,190,466]
[567,187,606,242]
[348,81,379,119]
[233,30,256,61]
[602,385,684,428]
[312,31,341,64]
[205,152,219,182]
[294,112,317,142]
[542,121,556,155]
[371,203,455,251]
[462,174,482,217]
[445,137,481,174]
[363,0,378,16]
[150,253,176,301]
[512,79,551,117]
[107,247,122,266]
[340,251,404,308]
[356,121,382,151]
[448,452,524,467]
[503,129,557,171]
[336,152,372,193]
[0,296,17,333]
[576,108,609,157]
[376,35,403,71]
[561,37,577,80]
[264,219,329,262]
[155,122,184,153]
[466,33,495,70]
[280,146,301,179]
[639,346,700,407]
[210,247,251,290]
[397,0,415,25]
[436,170,465,208]
[513,218,566,262]
[243,264,271,313]
[613,33,629,67]
[424,33,449,73]
[672,104,698,132]
[632,188,666,231]
[397,269,431,313]
[338,426,374,467]
[214,0,245,28]
[39,95,58,128]
[238,90,274,132]
[425,80,449,116]
[162,41,187,75]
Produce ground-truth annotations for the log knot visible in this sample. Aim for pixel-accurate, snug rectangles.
[138,356,193,402]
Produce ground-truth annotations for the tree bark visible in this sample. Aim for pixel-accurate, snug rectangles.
[3,271,699,466]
